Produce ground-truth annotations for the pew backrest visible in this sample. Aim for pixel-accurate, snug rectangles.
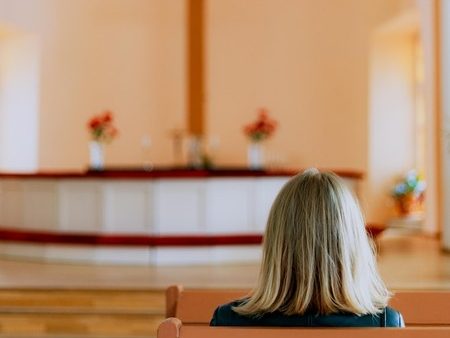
[157,317,450,338]
[166,285,248,321]
[166,285,450,326]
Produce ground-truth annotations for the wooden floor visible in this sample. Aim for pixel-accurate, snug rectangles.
[0,230,447,337]
[0,230,448,290]
[377,230,450,289]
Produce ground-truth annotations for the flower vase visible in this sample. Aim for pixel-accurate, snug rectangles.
[248,142,264,170]
[89,141,104,170]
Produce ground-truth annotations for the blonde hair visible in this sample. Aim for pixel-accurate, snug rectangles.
[234,168,390,316]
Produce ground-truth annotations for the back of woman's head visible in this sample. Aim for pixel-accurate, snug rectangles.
[234,168,390,316]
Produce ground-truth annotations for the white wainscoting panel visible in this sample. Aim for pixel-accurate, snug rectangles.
[93,247,152,265]
[0,180,24,228]
[205,178,254,233]
[253,177,288,232]
[102,181,152,234]
[151,246,261,266]
[58,181,102,233]
[0,242,46,259]
[152,180,205,234]
[23,180,58,230]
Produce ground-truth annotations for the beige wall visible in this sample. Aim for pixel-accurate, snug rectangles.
[206,0,412,171]
[0,0,185,170]
[0,0,415,170]
[0,0,414,172]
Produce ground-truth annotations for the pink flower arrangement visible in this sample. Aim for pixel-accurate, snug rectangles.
[243,108,277,142]
[87,111,119,142]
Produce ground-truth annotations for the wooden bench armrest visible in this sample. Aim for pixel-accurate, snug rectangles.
[166,285,184,318]
[157,317,182,338]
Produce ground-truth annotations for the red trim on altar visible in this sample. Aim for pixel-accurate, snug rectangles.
[0,167,363,180]
[0,224,384,247]
[0,227,263,247]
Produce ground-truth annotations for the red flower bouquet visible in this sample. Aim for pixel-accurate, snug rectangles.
[243,108,277,142]
[87,111,118,143]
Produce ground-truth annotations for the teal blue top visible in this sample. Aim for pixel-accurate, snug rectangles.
[210,300,404,327]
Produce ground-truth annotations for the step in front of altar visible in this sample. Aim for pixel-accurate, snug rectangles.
[0,239,263,265]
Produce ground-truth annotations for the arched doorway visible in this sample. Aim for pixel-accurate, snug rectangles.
[367,3,438,235]
[0,25,40,172]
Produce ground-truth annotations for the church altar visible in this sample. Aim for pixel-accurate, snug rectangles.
[0,168,362,265]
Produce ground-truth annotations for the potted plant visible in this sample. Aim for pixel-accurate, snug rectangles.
[391,170,426,216]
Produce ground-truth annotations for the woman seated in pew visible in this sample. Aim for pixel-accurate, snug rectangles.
[211,168,404,327]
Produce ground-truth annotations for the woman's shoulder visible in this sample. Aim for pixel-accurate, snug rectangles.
[210,299,254,326]
[210,301,404,328]
[312,307,404,327]
[210,299,297,326]
[385,307,405,327]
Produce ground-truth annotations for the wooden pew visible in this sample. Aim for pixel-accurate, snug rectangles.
[158,318,450,338]
[165,285,450,326]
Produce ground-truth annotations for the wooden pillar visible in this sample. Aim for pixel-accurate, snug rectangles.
[187,0,204,137]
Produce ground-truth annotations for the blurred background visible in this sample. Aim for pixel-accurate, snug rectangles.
[0,0,449,337]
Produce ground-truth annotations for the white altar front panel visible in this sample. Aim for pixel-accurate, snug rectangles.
[0,174,358,265]
[0,180,25,228]
[153,180,205,234]
[205,178,254,234]
[23,180,58,231]
[102,181,152,234]
[58,181,102,233]
[253,178,288,232]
